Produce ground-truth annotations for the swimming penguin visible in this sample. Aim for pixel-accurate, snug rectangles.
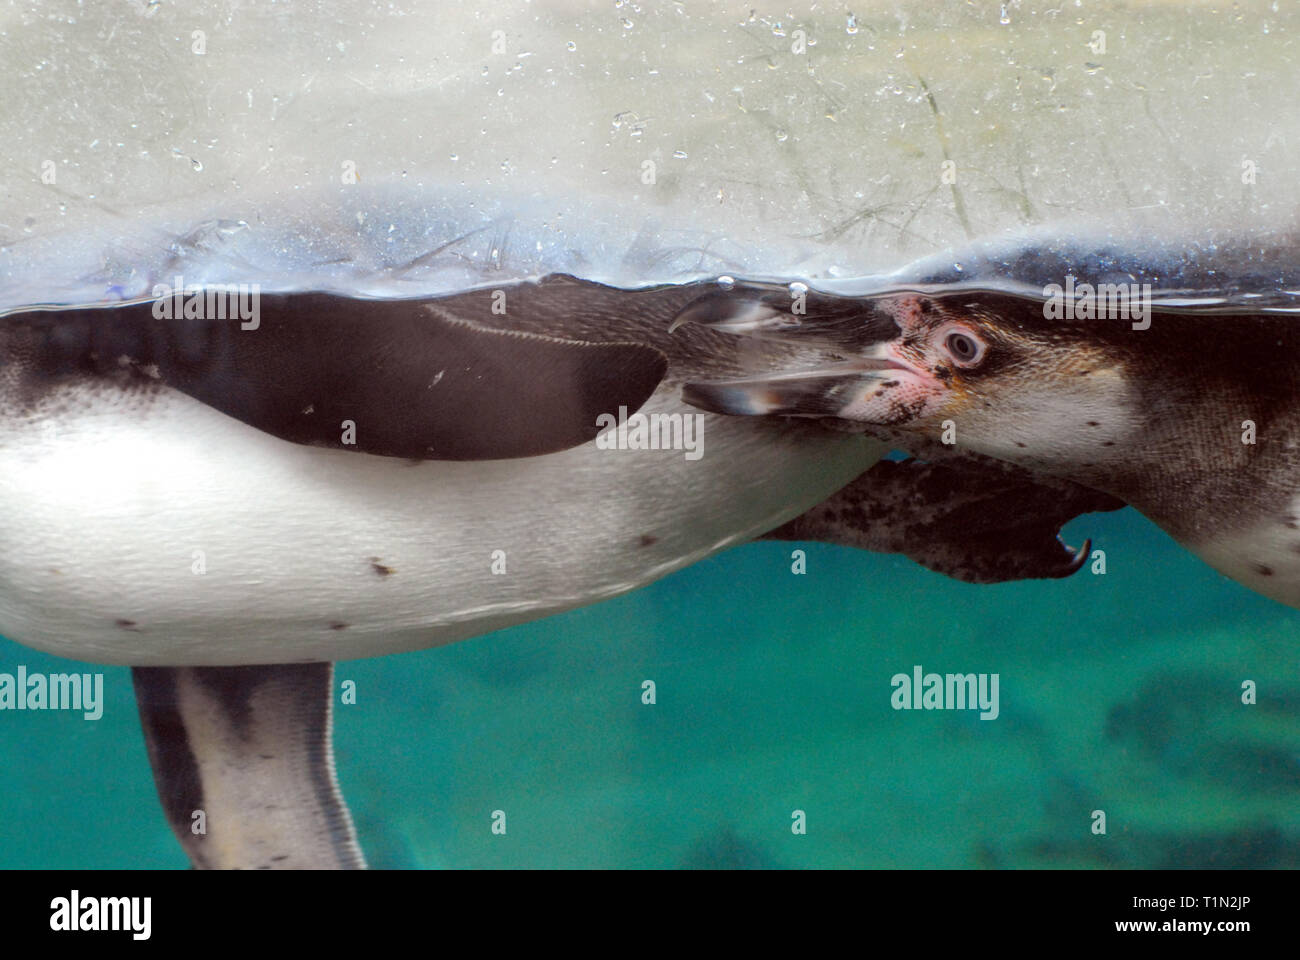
[0,191,1112,868]
[682,228,1300,610]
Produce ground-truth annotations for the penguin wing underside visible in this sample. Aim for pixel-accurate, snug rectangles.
[765,451,1125,583]
[11,291,667,461]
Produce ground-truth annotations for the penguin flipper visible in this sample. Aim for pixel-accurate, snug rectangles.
[7,291,668,461]
[763,453,1125,583]
[133,663,365,869]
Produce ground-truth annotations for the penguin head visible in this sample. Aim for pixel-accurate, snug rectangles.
[682,289,1144,475]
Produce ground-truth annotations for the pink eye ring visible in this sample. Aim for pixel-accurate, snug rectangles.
[940,325,987,367]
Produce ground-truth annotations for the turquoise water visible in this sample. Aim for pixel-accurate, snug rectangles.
[3,505,1295,869]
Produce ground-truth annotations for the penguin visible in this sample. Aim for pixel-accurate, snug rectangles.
[681,231,1300,610]
[0,194,1113,868]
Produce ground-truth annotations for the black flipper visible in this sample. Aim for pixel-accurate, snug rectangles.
[764,454,1125,583]
[133,663,365,870]
[7,291,667,460]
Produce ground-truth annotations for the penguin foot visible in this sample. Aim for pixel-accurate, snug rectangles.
[763,452,1124,584]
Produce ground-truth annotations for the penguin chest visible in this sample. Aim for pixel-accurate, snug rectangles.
[0,385,881,665]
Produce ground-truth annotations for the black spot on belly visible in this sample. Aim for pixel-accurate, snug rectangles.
[1014,441,1026,448]
[115,618,139,630]
[1086,421,1100,427]
[638,533,659,547]
[1284,515,1299,530]
[329,621,350,631]
[1253,563,1274,577]
[1102,441,1115,447]
[368,557,394,577]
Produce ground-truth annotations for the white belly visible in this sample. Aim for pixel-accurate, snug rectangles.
[1194,511,1300,610]
[0,387,881,665]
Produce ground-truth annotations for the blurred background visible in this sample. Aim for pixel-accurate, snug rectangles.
[0,0,1297,867]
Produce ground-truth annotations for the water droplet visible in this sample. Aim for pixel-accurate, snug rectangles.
[846,13,858,34]
[775,129,788,142]
[672,150,687,159]
[620,17,633,29]
[788,281,809,296]
[716,276,736,290]
[999,4,1011,24]
[449,153,458,161]
[1083,62,1103,74]
[566,40,577,51]
[772,22,786,37]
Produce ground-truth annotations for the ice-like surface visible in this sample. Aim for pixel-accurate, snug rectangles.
[3,1,1299,309]
[0,180,858,310]
[814,222,1300,311]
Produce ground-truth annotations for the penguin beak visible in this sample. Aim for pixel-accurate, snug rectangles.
[680,345,915,418]
[673,282,926,419]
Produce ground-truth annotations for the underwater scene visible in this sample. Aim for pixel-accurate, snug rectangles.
[4,510,1299,869]
[1,0,1298,872]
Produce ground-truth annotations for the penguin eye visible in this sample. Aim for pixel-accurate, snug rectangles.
[942,327,986,368]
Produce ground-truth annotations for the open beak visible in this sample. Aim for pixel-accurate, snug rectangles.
[681,345,914,418]
[672,284,931,420]
[668,282,896,348]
